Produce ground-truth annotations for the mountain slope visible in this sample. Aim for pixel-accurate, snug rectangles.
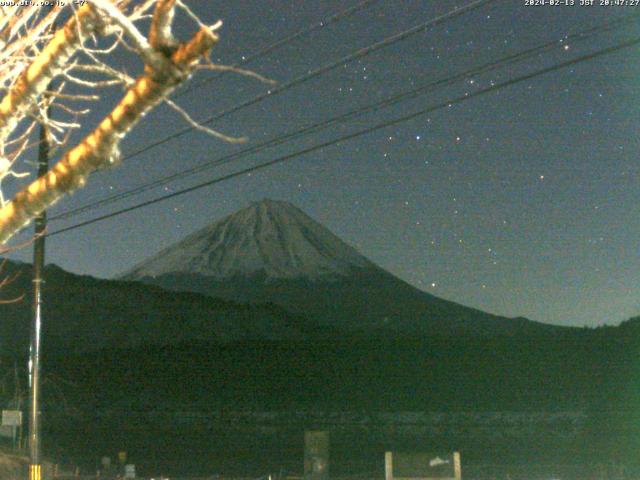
[122,199,559,336]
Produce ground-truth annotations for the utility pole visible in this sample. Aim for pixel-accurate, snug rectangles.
[28,10,58,478]
[28,87,51,480]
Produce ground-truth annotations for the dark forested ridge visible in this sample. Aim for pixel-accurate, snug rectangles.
[0,260,329,355]
[1,259,639,476]
[47,323,640,412]
[38,321,640,476]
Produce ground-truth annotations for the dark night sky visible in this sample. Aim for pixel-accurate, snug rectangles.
[5,0,640,327]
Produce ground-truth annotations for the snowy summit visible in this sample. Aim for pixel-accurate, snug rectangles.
[123,199,374,281]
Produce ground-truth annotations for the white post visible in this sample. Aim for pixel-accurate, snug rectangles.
[385,451,393,480]
[453,451,462,480]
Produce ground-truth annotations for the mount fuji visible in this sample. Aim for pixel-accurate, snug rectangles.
[122,199,557,336]
[124,198,374,281]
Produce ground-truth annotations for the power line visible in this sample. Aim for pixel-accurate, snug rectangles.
[117,0,498,163]
[50,13,640,222]
[173,0,380,100]
[47,36,640,238]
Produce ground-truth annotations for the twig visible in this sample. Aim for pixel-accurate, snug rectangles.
[164,97,246,143]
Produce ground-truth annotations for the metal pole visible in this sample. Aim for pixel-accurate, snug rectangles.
[28,92,50,480]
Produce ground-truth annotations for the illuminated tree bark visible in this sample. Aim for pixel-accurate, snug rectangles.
[0,4,99,150]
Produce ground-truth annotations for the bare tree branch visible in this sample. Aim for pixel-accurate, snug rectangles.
[0,2,265,247]
[0,11,219,244]
[164,97,246,143]
[0,4,100,152]
[0,258,25,304]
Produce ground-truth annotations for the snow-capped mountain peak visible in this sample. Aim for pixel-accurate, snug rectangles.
[122,199,374,281]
